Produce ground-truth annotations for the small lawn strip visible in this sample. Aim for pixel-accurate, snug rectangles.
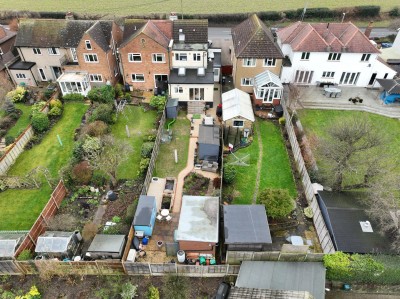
[111,106,158,180]
[6,103,32,138]
[8,102,88,177]
[154,111,190,178]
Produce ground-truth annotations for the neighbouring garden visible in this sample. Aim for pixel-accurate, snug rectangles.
[153,111,190,178]
[223,119,297,205]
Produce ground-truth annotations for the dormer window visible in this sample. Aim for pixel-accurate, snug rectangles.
[33,48,41,55]
[361,53,371,62]
[328,53,341,61]
[85,40,92,50]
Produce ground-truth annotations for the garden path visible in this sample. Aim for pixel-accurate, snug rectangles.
[252,121,263,204]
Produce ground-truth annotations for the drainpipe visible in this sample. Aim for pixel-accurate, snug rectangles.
[106,50,112,84]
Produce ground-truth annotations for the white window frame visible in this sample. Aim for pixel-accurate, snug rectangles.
[241,78,253,86]
[16,73,27,79]
[361,53,371,62]
[232,119,244,128]
[301,52,310,60]
[328,52,341,61]
[322,71,335,79]
[131,73,145,82]
[85,40,92,50]
[89,74,103,82]
[243,58,256,67]
[33,48,42,55]
[84,53,99,63]
[38,68,47,81]
[264,58,276,67]
[175,53,187,61]
[128,53,142,62]
[152,53,165,63]
[70,48,78,62]
[193,53,201,61]
[48,47,60,55]
[174,86,183,93]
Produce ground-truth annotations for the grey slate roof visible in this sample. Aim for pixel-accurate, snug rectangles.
[377,78,400,94]
[87,234,125,253]
[15,19,113,51]
[169,61,214,84]
[133,195,156,226]
[224,205,272,244]
[317,191,392,254]
[232,14,284,59]
[173,19,208,44]
[198,124,220,146]
[235,261,325,299]
[228,287,314,299]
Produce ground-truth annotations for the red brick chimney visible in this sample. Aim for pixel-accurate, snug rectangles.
[364,21,374,39]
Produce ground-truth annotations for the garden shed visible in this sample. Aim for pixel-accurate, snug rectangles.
[165,98,179,119]
[221,88,255,131]
[86,234,126,259]
[0,232,26,259]
[377,78,400,104]
[175,195,219,255]
[198,124,220,162]
[133,195,157,236]
[35,231,81,259]
[223,205,272,251]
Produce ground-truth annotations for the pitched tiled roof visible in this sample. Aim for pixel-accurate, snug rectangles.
[172,19,208,44]
[277,21,380,54]
[0,25,16,44]
[15,19,114,51]
[121,19,172,48]
[232,14,283,59]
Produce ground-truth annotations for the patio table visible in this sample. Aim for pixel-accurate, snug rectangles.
[324,87,342,98]
[161,209,170,217]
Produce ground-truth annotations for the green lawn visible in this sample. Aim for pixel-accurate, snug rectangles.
[0,185,52,230]
[111,106,157,180]
[297,109,400,184]
[224,120,297,204]
[153,111,191,178]
[0,1,396,15]
[6,103,32,138]
[8,102,88,177]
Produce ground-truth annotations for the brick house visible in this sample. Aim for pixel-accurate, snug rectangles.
[231,14,284,94]
[119,19,172,93]
[9,18,122,96]
[0,24,18,88]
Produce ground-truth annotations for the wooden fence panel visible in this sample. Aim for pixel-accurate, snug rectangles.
[123,262,151,275]
[0,260,22,275]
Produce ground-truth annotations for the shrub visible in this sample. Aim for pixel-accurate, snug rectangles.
[149,95,167,113]
[30,101,47,116]
[6,86,26,102]
[146,134,157,142]
[8,112,19,120]
[147,285,160,299]
[389,7,400,17]
[72,161,93,185]
[31,113,50,133]
[141,141,154,158]
[80,120,109,137]
[304,206,313,218]
[279,117,286,126]
[90,103,115,124]
[354,5,381,17]
[3,100,15,114]
[5,136,15,146]
[87,85,115,103]
[120,283,138,299]
[16,249,33,261]
[162,274,188,299]
[257,11,282,21]
[44,89,53,99]
[48,106,63,117]
[72,140,84,161]
[49,98,63,109]
[112,216,121,223]
[24,135,40,150]
[0,116,13,130]
[124,199,138,224]
[0,129,6,138]
[63,93,84,101]
[82,136,102,158]
[324,252,352,281]
[257,188,295,219]
[284,10,299,19]
[91,172,107,187]
[223,164,237,184]
[137,157,150,177]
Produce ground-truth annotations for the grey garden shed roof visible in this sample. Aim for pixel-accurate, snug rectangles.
[228,287,314,299]
[87,234,126,254]
[0,232,26,258]
[198,125,220,146]
[235,261,325,299]
[133,195,156,226]
[224,205,272,244]
[35,231,75,254]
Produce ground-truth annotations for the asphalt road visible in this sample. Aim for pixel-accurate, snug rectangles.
[208,27,397,40]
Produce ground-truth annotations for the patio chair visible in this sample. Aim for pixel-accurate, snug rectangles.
[165,215,172,222]
[156,214,163,222]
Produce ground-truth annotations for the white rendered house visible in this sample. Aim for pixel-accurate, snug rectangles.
[276,22,396,87]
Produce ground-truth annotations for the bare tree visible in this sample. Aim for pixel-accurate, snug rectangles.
[88,135,132,187]
[318,116,384,191]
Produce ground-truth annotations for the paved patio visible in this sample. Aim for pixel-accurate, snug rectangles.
[290,85,400,118]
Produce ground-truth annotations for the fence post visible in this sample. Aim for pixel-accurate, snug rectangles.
[175,262,178,274]
[148,263,152,276]
[226,264,229,276]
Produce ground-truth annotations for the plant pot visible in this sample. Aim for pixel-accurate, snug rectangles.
[157,241,163,248]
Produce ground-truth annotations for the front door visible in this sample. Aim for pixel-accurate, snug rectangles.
[368,73,377,85]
